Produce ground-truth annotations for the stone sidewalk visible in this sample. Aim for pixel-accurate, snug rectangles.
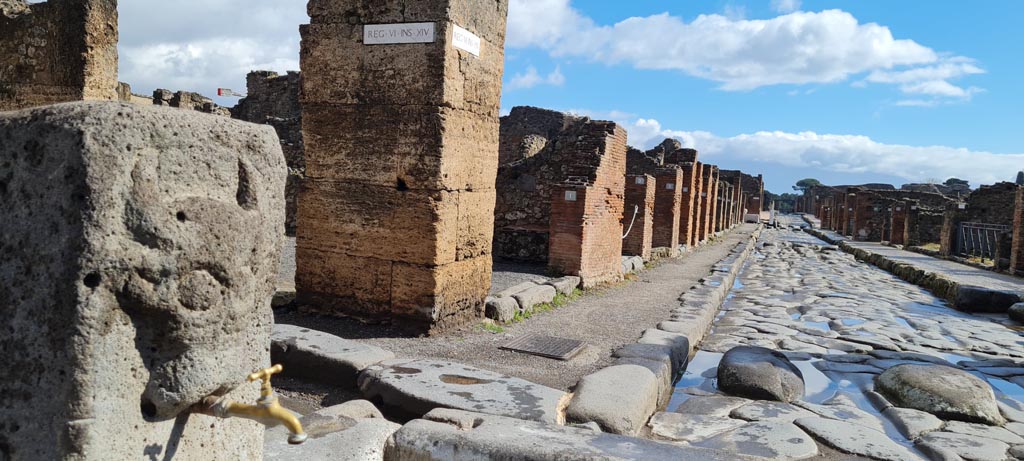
[275,225,758,394]
[808,227,1024,312]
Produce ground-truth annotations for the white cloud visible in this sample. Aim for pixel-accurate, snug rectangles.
[771,0,802,13]
[507,66,565,90]
[615,116,1020,186]
[507,1,983,103]
[118,0,307,103]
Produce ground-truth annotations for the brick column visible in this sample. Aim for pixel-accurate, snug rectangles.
[705,167,720,239]
[651,168,683,249]
[623,174,655,260]
[697,164,714,243]
[940,205,967,257]
[297,1,509,333]
[678,163,699,247]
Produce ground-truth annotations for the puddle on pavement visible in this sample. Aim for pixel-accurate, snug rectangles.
[803,321,831,332]
[792,360,837,404]
[894,317,913,330]
[841,318,866,327]
[988,378,1024,402]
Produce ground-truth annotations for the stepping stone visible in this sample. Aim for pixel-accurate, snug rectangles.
[694,421,819,460]
[876,364,1005,426]
[545,276,581,295]
[390,408,760,461]
[358,359,568,425]
[718,346,805,403]
[730,401,816,423]
[512,284,557,312]
[485,296,519,323]
[882,407,943,440]
[648,412,746,443]
[566,365,661,436]
[271,324,395,388]
[795,417,925,461]
[918,431,1010,461]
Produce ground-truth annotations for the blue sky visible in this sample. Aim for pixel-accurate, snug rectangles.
[117,0,1024,193]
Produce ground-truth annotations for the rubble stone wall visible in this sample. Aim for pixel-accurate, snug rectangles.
[0,0,117,111]
[233,70,304,235]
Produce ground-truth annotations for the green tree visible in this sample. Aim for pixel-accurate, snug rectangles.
[793,178,822,192]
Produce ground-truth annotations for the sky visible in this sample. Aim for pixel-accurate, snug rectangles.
[116,0,1024,193]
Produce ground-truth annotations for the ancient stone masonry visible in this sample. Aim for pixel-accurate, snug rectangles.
[626,142,683,251]
[941,182,1017,262]
[153,88,231,116]
[233,71,304,235]
[0,102,285,460]
[497,106,627,287]
[495,107,581,262]
[697,165,718,242]
[741,173,764,222]
[622,174,655,260]
[297,0,509,333]
[548,121,628,288]
[0,0,118,111]
[115,81,151,105]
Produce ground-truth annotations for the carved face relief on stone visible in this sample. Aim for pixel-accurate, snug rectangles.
[95,145,277,419]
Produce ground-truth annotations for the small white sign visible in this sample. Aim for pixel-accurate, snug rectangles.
[453,24,481,56]
[682,187,690,193]
[666,183,676,190]
[565,191,577,202]
[635,177,646,185]
[364,23,436,45]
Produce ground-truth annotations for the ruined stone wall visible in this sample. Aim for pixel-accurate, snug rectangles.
[962,182,1017,226]
[153,89,231,116]
[0,0,117,111]
[297,0,509,333]
[742,173,764,216]
[548,121,627,287]
[650,168,683,249]
[233,70,304,235]
[496,107,620,262]
[679,163,699,247]
[623,174,655,260]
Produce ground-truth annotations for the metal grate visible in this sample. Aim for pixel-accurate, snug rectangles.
[501,334,586,361]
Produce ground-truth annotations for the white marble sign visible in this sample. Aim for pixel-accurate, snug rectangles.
[452,25,481,56]
[364,23,436,45]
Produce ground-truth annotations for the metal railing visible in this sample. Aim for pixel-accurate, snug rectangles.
[956,222,1011,261]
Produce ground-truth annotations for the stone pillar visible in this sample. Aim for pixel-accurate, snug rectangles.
[623,174,655,260]
[940,205,967,257]
[297,1,509,333]
[0,102,285,460]
[1011,188,1024,276]
[697,164,714,242]
[705,167,720,239]
[651,168,683,250]
[678,163,699,247]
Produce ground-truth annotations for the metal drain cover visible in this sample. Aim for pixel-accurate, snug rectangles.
[501,334,586,361]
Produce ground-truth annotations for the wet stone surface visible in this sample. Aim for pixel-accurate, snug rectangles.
[657,219,1024,461]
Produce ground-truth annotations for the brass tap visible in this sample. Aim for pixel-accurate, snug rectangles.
[195,364,307,445]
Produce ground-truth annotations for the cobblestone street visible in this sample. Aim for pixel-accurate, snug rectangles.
[658,219,1024,460]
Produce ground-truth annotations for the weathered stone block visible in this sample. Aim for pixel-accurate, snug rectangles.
[0,102,285,460]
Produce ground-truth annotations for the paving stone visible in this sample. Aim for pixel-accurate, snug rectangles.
[386,408,760,461]
[673,395,751,417]
[694,421,819,460]
[613,343,684,376]
[638,329,691,371]
[484,296,519,323]
[943,421,1024,444]
[1010,303,1024,323]
[918,431,1010,461]
[876,364,1005,426]
[882,407,944,440]
[1006,422,1024,438]
[566,365,660,436]
[718,346,805,403]
[265,402,401,461]
[494,281,539,299]
[648,412,746,443]
[512,284,558,312]
[271,324,395,388]
[614,357,673,409]
[1000,400,1024,423]
[796,417,925,461]
[545,276,581,295]
[730,401,817,423]
[794,397,885,432]
[358,359,568,424]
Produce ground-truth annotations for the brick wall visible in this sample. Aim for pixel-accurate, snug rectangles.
[623,174,655,260]
[678,163,699,247]
[548,122,627,287]
[1010,188,1024,275]
[651,168,683,249]
[0,0,117,111]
